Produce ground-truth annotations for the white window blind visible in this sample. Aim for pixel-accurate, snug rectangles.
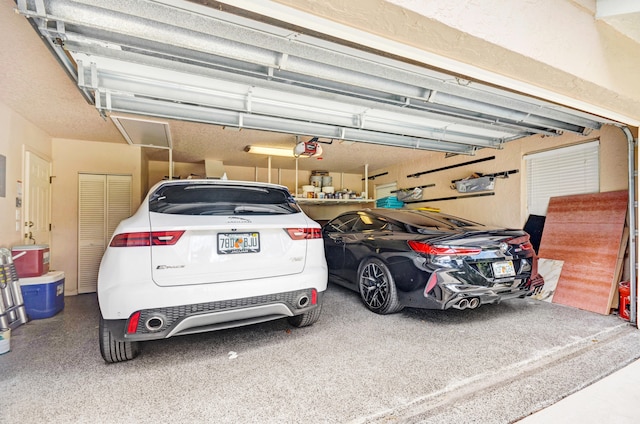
[525,141,599,216]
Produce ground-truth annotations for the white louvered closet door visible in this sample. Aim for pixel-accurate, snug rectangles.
[78,174,132,294]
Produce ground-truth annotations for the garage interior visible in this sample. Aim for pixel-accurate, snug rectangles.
[1,0,639,422]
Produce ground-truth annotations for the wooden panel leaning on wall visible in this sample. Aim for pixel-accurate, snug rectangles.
[537,190,628,315]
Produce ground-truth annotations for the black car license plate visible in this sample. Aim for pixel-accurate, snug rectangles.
[492,260,515,277]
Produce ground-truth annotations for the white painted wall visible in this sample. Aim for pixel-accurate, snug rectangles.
[0,100,52,250]
[274,0,640,124]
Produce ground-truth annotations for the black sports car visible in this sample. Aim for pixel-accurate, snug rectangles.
[322,208,543,314]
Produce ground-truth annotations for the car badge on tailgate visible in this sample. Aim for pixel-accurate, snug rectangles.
[156,265,185,270]
[227,217,252,224]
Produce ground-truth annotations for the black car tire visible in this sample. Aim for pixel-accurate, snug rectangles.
[99,316,140,363]
[288,302,323,327]
[358,258,403,314]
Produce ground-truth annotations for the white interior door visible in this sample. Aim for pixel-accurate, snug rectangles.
[24,151,51,246]
[78,174,131,294]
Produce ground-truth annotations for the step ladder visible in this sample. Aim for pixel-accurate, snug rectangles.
[0,248,29,329]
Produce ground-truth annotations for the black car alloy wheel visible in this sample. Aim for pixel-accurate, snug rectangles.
[358,258,403,314]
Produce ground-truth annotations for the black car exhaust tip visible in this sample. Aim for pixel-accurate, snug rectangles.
[453,298,470,310]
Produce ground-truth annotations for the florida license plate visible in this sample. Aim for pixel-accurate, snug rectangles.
[492,260,515,277]
[217,232,260,254]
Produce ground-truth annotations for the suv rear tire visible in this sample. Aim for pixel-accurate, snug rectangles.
[99,317,140,363]
[288,302,322,327]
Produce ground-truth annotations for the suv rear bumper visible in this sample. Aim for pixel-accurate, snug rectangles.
[103,289,323,341]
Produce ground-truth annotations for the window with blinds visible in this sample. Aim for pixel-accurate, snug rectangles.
[525,141,599,216]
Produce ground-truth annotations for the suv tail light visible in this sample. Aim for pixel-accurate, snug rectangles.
[110,231,185,247]
[408,240,481,256]
[127,311,141,334]
[286,228,322,240]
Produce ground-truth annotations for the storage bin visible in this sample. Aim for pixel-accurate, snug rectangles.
[11,244,50,278]
[19,271,65,319]
[376,196,404,208]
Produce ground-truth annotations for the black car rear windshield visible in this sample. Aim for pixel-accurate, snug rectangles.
[379,209,483,230]
[149,184,301,215]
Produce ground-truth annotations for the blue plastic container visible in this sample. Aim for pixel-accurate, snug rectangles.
[19,271,65,319]
[376,196,404,208]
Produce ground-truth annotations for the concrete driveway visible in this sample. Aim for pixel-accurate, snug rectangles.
[2,284,639,423]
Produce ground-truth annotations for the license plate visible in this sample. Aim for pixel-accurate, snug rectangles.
[492,260,515,277]
[217,232,260,254]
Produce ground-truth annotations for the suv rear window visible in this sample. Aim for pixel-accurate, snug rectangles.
[149,183,301,215]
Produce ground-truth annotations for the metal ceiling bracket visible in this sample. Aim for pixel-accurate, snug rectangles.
[90,62,98,89]
[14,0,611,155]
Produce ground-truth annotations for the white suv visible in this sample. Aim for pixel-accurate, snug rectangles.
[98,179,327,363]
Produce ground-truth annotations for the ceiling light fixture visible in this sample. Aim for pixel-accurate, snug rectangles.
[244,145,296,157]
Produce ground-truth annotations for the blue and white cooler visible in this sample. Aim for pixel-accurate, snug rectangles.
[19,271,65,320]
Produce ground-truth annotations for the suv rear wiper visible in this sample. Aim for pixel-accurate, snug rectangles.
[234,205,279,214]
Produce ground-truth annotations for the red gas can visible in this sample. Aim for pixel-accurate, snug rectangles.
[619,281,631,321]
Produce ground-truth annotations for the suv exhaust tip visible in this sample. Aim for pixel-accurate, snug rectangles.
[145,316,165,332]
[296,295,310,308]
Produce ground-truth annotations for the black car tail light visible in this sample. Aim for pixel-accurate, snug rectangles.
[286,228,322,240]
[408,240,481,256]
[110,230,185,247]
[507,235,533,251]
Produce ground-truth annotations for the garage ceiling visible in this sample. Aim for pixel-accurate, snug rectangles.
[10,0,614,172]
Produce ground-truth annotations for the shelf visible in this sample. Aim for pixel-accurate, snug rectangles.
[296,198,374,206]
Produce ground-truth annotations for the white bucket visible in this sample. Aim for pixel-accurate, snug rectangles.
[310,175,323,187]
[0,328,10,355]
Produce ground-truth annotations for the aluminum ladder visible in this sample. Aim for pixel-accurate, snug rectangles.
[0,248,29,329]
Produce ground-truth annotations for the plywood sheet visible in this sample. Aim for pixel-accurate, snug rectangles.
[537,191,628,315]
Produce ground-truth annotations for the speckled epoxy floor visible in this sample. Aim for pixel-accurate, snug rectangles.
[1,284,639,423]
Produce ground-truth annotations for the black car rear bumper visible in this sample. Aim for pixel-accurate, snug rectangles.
[398,267,539,310]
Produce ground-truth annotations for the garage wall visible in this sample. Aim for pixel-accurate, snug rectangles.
[0,100,52,250]
[51,138,143,295]
[275,0,640,124]
[367,125,628,229]
[147,160,365,197]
